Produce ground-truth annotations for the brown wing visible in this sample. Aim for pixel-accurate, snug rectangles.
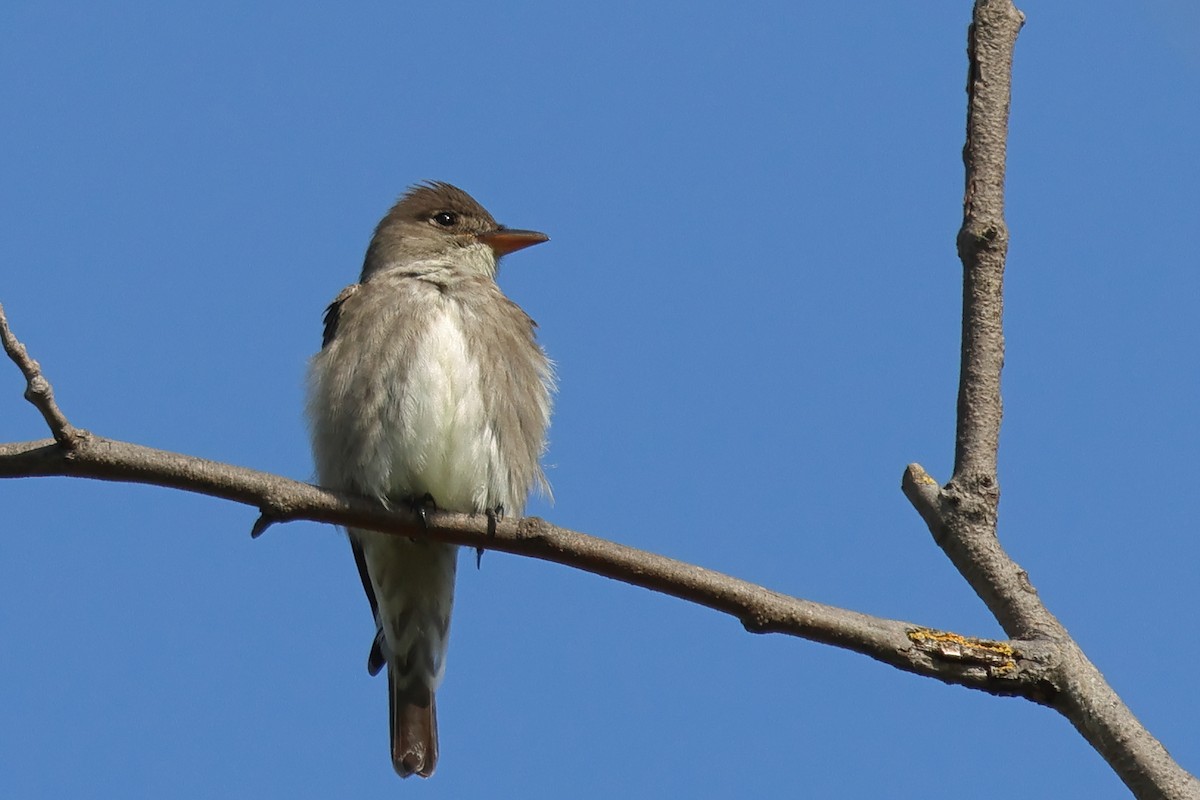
[326,284,384,673]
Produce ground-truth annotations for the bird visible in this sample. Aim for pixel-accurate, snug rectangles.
[306,181,553,778]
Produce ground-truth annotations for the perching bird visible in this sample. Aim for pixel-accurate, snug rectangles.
[306,182,553,777]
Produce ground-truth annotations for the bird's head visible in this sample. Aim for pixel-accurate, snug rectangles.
[361,181,548,281]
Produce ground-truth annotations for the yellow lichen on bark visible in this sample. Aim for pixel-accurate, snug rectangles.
[907,627,1017,675]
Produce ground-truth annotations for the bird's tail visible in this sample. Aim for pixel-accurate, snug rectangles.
[389,673,439,778]
[357,533,457,778]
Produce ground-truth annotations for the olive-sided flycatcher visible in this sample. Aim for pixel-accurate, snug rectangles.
[307,181,553,777]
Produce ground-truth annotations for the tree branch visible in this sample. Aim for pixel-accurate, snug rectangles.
[0,298,1061,701]
[900,3,1199,797]
[0,428,1057,701]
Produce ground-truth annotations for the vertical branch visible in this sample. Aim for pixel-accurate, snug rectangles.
[935,0,1043,641]
[953,0,1022,482]
[905,3,1200,796]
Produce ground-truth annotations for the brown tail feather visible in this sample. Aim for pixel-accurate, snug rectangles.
[388,672,438,778]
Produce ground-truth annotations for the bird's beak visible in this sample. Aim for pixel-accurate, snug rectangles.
[476,228,549,257]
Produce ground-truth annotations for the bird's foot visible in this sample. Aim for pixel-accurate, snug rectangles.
[408,493,438,533]
[477,504,504,569]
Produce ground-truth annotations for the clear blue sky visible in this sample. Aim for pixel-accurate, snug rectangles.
[2,2,1197,797]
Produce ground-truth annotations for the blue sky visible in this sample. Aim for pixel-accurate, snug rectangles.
[2,2,1198,797]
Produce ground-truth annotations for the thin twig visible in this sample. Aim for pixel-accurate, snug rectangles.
[0,303,80,447]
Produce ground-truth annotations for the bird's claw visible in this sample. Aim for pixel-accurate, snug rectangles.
[477,504,504,569]
[409,493,438,533]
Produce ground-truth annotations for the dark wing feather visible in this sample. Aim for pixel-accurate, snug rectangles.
[321,284,360,348]
[350,537,387,675]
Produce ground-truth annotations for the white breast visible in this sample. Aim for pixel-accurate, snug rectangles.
[391,306,500,511]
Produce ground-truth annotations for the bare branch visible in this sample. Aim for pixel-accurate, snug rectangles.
[0,293,1057,701]
[0,292,1063,700]
[0,303,81,447]
[911,456,1198,797]
[899,3,1200,797]
[953,1,1017,482]
[0,434,1056,700]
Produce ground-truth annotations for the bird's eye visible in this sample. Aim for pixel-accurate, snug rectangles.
[432,211,458,227]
